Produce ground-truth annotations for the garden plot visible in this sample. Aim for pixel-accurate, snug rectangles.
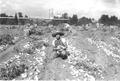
[0,25,120,81]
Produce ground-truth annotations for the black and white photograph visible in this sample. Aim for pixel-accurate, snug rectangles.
[0,0,120,80]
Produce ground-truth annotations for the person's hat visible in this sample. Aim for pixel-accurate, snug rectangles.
[52,31,64,37]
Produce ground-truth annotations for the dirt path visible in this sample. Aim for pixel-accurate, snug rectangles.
[40,35,75,80]
[42,58,74,80]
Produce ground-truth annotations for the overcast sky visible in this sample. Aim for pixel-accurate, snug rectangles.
[0,0,120,19]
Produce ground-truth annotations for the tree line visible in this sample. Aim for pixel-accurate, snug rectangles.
[0,12,120,26]
[0,12,29,25]
[55,13,120,26]
[98,15,120,26]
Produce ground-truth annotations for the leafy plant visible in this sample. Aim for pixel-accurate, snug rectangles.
[0,64,28,80]
[0,34,14,46]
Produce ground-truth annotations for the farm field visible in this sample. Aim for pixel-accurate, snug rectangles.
[0,24,120,81]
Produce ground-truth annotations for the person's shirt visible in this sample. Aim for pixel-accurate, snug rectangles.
[52,38,67,47]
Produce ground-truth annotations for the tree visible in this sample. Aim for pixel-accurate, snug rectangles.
[70,14,78,25]
[62,13,68,19]
[99,14,110,25]
[110,16,118,25]
[99,14,119,26]
[18,12,23,18]
[0,13,8,17]
[54,16,59,19]
[14,13,18,25]
[0,13,8,24]
[25,15,28,18]
[78,17,92,25]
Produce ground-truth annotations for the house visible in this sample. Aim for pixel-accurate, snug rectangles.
[51,18,69,25]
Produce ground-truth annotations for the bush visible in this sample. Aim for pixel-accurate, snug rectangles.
[0,64,28,80]
[0,34,14,46]
[25,48,35,55]
[28,28,44,36]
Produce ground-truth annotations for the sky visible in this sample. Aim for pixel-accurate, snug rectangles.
[0,0,120,19]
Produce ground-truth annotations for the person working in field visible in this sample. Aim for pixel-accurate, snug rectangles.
[52,31,69,60]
